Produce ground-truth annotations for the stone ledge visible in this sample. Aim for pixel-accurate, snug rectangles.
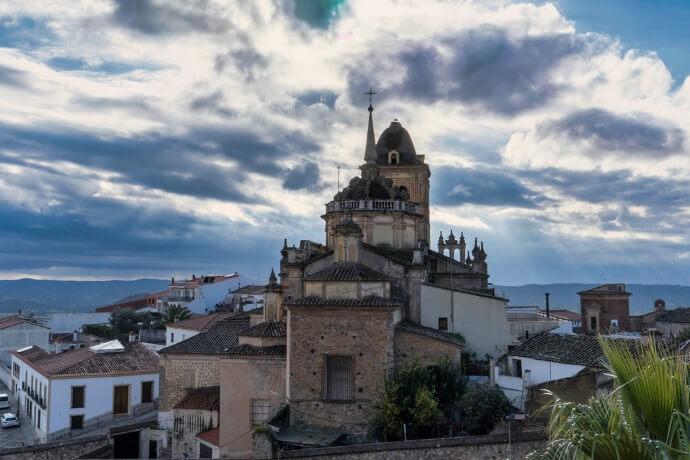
[279,430,547,458]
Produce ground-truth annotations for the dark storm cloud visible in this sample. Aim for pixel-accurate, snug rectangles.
[348,28,585,115]
[0,64,28,88]
[282,160,321,191]
[540,108,685,156]
[432,167,543,208]
[0,122,320,202]
[112,0,231,34]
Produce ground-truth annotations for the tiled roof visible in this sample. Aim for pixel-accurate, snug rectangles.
[508,332,612,367]
[230,285,265,295]
[14,342,158,378]
[160,316,250,355]
[578,284,631,296]
[540,309,581,322]
[0,315,48,330]
[283,296,403,308]
[395,321,464,347]
[657,307,690,324]
[174,386,220,411]
[240,321,286,337]
[223,344,286,356]
[361,243,414,265]
[305,263,389,281]
[95,298,150,313]
[168,312,238,331]
[197,427,220,447]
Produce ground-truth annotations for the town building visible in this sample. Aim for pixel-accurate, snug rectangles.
[493,332,629,411]
[10,338,159,440]
[158,273,261,314]
[0,313,50,366]
[629,298,668,334]
[49,331,103,353]
[94,295,159,314]
[653,306,690,337]
[579,284,632,334]
[165,312,238,346]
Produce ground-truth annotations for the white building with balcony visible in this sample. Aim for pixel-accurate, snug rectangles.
[10,339,159,440]
[158,273,261,314]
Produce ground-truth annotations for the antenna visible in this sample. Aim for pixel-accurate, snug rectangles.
[337,166,341,192]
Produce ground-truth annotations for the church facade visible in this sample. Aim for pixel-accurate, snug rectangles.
[215,103,512,457]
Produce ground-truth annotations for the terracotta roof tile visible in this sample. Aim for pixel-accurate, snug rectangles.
[197,427,220,447]
[305,263,389,281]
[0,315,48,330]
[657,307,690,324]
[168,312,238,331]
[174,386,220,411]
[14,342,158,377]
[283,296,403,308]
[223,344,286,356]
[396,321,464,347]
[161,315,250,355]
[240,321,286,337]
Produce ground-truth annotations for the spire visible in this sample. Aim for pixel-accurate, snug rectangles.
[269,268,277,284]
[459,232,465,243]
[364,102,376,164]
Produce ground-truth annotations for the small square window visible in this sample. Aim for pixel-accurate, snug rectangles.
[250,399,271,426]
[71,386,85,409]
[70,414,84,429]
[438,317,448,331]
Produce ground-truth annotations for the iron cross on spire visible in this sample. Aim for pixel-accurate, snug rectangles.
[364,88,377,111]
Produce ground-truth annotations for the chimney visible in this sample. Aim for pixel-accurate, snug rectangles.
[545,292,550,318]
[17,309,22,316]
[171,277,175,284]
[128,331,137,342]
[73,330,78,342]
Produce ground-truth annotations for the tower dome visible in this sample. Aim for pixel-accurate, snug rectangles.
[376,119,418,164]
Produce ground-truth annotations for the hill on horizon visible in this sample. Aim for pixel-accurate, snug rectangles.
[495,283,690,315]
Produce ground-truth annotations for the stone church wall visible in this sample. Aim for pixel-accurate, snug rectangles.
[394,328,462,367]
[287,306,397,434]
[158,355,221,412]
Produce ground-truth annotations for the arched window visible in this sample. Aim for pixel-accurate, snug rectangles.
[389,151,398,164]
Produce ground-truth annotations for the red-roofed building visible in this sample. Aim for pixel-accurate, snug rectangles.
[0,313,49,367]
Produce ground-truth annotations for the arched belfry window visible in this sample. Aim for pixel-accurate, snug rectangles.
[389,151,399,165]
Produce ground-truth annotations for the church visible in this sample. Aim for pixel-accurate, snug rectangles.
[211,102,513,457]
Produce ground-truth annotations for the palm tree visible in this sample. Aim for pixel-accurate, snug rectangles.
[162,304,192,323]
[529,338,690,459]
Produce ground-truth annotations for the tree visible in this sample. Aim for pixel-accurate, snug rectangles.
[529,338,690,459]
[163,304,192,323]
[674,327,690,344]
[457,383,512,435]
[109,308,139,337]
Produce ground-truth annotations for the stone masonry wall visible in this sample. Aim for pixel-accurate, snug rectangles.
[158,354,221,411]
[394,328,461,367]
[0,435,108,460]
[288,306,396,435]
[271,431,547,460]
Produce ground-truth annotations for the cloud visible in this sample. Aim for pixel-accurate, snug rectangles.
[432,167,543,208]
[540,108,685,156]
[0,64,28,87]
[111,0,232,35]
[348,28,585,115]
[282,160,321,191]
[291,0,344,29]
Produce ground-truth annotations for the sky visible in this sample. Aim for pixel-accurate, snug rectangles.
[0,0,689,285]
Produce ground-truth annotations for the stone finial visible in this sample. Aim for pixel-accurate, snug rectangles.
[467,251,472,264]
[459,232,465,243]
[269,268,277,284]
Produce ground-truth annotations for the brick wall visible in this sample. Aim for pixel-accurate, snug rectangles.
[266,431,547,459]
[394,328,461,367]
[158,354,221,411]
[287,306,396,434]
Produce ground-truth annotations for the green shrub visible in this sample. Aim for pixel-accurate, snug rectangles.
[457,384,512,435]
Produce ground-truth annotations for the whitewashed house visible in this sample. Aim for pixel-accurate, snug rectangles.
[10,338,159,440]
[165,312,237,346]
[0,314,50,367]
[158,273,262,314]
[492,332,634,410]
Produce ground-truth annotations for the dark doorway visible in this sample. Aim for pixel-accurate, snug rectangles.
[148,440,158,458]
[114,385,129,414]
[199,443,213,458]
[113,431,140,459]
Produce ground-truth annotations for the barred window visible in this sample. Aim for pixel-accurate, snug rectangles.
[250,399,272,426]
[438,317,448,331]
[323,356,353,402]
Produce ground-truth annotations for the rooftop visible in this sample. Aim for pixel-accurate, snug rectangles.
[230,285,265,295]
[508,332,637,367]
[0,314,48,331]
[240,321,286,337]
[167,312,238,331]
[578,284,631,296]
[283,296,403,308]
[95,297,151,313]
[13,341,158,378]
[160,315,250,355]
[174,386,220,411]
[361,242,414,266]
[395,321,464,347]
[657,307,690,324]
[305,263,389,282]
[197,427,220,448]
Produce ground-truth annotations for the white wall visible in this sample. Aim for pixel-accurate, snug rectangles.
[11,354,50,436]
[421,285,512,358]
[0,323,49,366]
[48,372,159,434]
[166,326,200,346]
[46,313,110,333]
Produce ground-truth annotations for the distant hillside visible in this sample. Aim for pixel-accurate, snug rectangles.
[495,283,690,315]
[0,279,170,314]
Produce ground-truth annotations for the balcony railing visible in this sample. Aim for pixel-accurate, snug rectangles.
[26,386,47,409]
[325,199,420,215]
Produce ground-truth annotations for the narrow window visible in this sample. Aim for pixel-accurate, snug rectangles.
[513,359,523,378]
[37,410,41,429]
[438,317,448,331]
[71,386,85,409]
[70,414,84,429]
[170,332,174,343]
[250,399,271,425]
[142,381,153,403]
[182,369,197,389]
[323,356,353,402]
[590,316,597,331]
